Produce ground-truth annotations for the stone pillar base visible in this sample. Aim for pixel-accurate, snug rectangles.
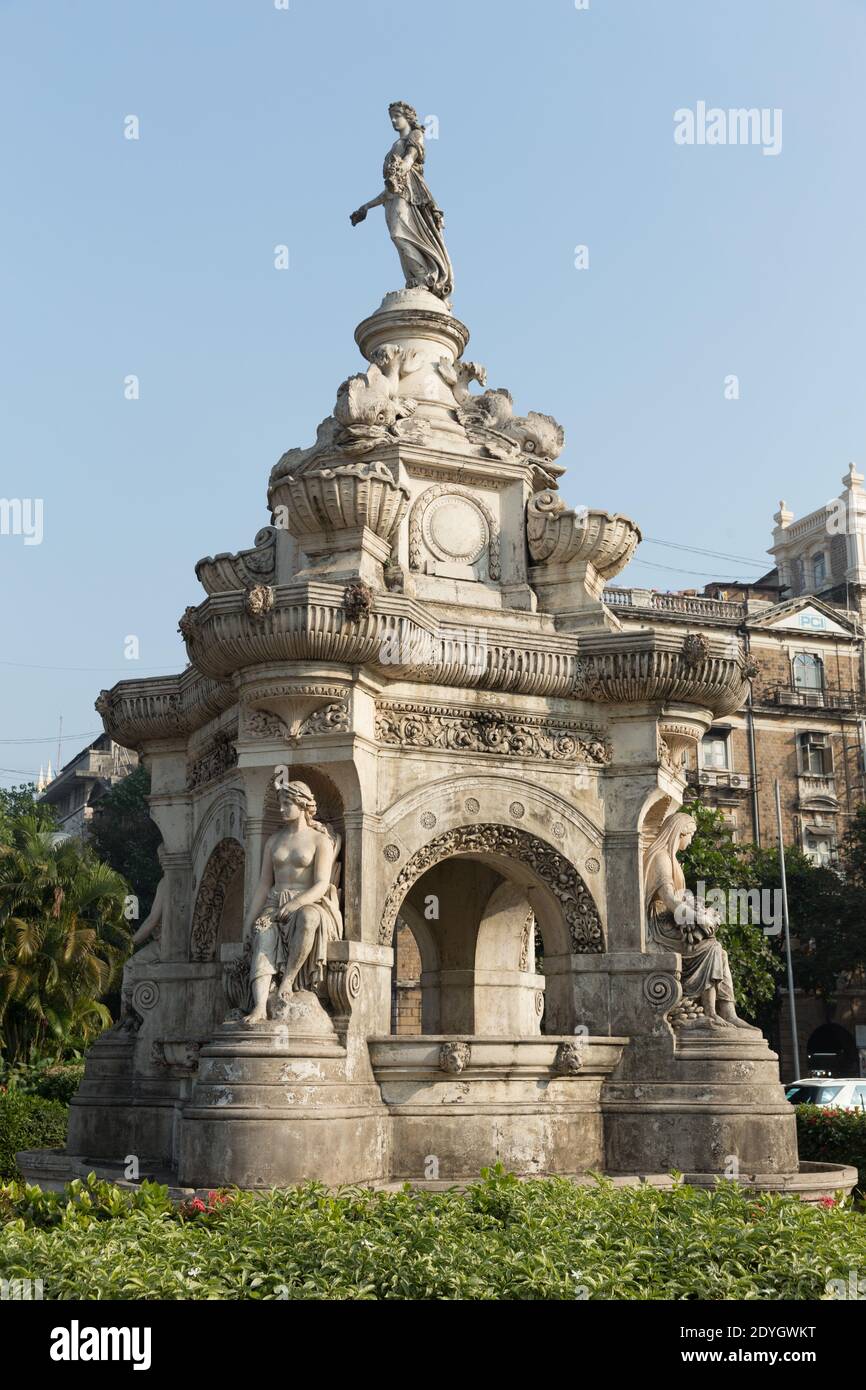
[176,1019,388,1187]
[603,1029,800,1177]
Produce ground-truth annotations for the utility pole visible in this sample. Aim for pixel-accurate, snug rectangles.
[775,779,802,1080]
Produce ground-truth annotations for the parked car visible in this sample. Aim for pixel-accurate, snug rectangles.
[785,1078,866,1110]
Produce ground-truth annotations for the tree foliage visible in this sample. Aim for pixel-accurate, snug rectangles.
[680,798,866,1016]
[0,784,55,831]
[89,765,162,918]
[0,817,131,1063]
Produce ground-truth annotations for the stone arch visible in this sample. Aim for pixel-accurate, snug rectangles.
[378,823,602,955]
[191,786,246,865]
[190,837,246,962]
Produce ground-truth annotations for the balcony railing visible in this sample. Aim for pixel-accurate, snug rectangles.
[767,686,861,712]
[603,588,743,622]
[797,772,838,805]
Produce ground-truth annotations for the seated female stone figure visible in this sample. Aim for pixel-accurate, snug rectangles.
[242,781,343,1024]
[644,811,753,1028]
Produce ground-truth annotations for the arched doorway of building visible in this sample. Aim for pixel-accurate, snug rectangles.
[807,1022,858,1077]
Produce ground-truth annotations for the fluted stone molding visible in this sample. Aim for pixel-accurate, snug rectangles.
[527,492,641,623]
[274,460,409,543]
[573,630,748,717]
[195,527,277,597]
[527,493,641,578]
[97,594,749,753]
[95,670,234,750]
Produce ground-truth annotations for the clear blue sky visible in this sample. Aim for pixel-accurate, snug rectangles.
[2,0,865,785]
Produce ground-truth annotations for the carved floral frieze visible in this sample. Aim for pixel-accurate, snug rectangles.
[186,731,239,790]
[190,838,245,962]
[375,701,609,764]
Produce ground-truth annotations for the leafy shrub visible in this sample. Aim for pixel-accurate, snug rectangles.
[797,1104,866,1196]
[0,1091,67,1180]
[1,1167,865,1300]
[0,1056,84,1105]
[0,1174,175,1228]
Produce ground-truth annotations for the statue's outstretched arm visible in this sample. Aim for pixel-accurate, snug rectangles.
[351,191,386,224]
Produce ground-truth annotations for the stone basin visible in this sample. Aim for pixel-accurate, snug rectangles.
[368,1034,628,1181]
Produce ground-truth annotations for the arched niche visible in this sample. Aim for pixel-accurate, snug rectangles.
[189,838,245,962]
[380,823,601,1035]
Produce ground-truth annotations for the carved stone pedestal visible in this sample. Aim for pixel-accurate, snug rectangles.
[66,1032,178,1165]
[176,1017,388,1187]
[603,1029,799,1179]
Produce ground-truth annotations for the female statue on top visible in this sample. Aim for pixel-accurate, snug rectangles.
[350,101,454,301]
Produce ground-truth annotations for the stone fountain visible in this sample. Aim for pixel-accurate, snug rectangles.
[20,102,853,1200]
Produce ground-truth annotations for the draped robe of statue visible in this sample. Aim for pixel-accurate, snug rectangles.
[249,871,342,999]
[644,814,737,1005]
[382,129,453,300]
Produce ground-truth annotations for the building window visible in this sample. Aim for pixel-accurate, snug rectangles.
[804,831,836,868]
[701,731,730,769]
[792,652,824,692]
[812,552,827,588]
[798,731,831,776]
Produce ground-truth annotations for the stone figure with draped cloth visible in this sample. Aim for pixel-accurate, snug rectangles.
[644,810,754,1028]
[242,781,343,1024]
[350,101,454,301]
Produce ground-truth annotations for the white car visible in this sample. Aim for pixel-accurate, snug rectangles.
[786,1078,866,1110]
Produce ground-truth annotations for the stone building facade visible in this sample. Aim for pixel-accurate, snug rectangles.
[601,566,866,1082]
[37,734,138,837]
[770,464,866,621]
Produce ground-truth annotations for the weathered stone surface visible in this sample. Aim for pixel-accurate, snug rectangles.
[56,110,848,1198]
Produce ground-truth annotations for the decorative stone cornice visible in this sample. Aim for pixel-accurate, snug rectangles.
[355,305,470,364]
[98,593,748,749]
[95,669,234,750]
[572,631,748,717]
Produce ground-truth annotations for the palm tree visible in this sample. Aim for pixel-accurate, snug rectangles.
[0,817,132,1063]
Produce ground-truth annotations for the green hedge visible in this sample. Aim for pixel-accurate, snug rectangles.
[796,1104,866,1196]
[0,1060,84,1106]
[0,1092,68,1180]
[1,1169,864,1300]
